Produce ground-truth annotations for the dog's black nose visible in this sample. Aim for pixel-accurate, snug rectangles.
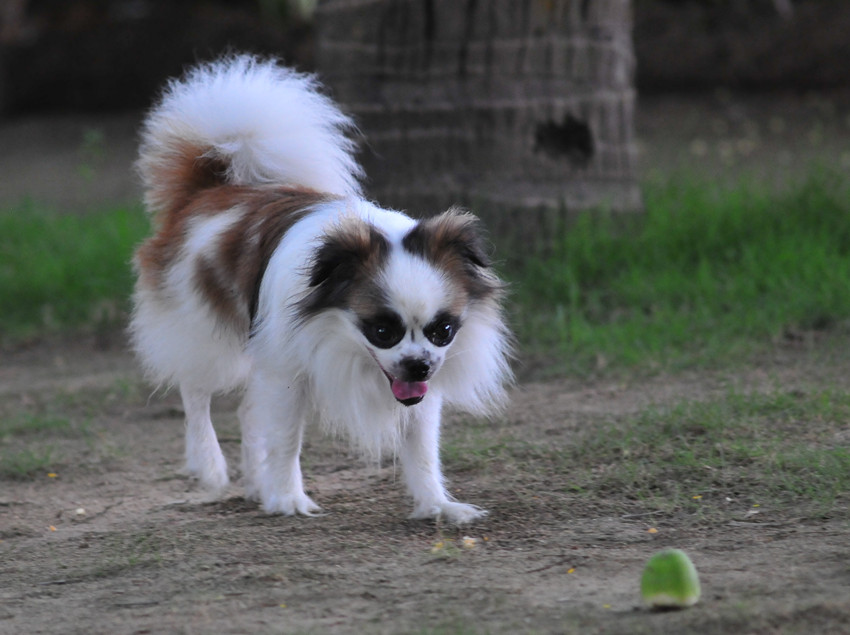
[401,358,431,382]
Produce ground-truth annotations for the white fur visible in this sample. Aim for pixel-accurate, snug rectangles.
[131,55,513,524]
[132,211,253,394]
[137,54,363,212]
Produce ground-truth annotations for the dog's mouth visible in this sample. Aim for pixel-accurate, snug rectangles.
[368,350,429,406]
[384,370,428,407]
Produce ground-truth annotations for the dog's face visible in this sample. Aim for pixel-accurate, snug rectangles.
[357,254,462,406]
[298,209,502,406]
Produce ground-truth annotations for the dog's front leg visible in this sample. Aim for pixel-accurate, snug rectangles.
[400,394,488,524]
[239,371,320,516]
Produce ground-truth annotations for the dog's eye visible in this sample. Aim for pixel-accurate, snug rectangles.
[362,313,405,349]
[424,314,459,347]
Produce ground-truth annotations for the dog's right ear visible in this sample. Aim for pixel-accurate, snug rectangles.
[299,217,389,316]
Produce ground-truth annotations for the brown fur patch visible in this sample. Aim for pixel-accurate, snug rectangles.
[135,186,330,333]
[402,208,503,304]
[140,141,230,221]
[298,216,391,319]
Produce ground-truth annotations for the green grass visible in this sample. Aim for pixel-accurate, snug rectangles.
[508,169,850,373]
[444,388,850,520]
[0,413,78,479]
[0,378,141,481]
[0,201,148,342]
[568,388,850,515]
[3,169,850,374]
[0,413,72,436]
[0,447,56,480]
[0,384,122,479]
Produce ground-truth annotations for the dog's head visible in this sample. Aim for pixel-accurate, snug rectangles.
[299,208,503,406]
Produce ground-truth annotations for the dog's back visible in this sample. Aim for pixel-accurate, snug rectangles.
[131,55,363,392]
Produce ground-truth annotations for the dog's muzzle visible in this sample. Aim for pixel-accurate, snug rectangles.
[385,358,432,406]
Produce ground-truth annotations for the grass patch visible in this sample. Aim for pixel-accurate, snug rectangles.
[0,447,56,480]
[65,529,169,581]
[0,413,72,437]
[3,169,850,375]
[593,389,850,504]
[0,414,72,479]
[445,388,850,520]
[441,422,519,474]
[564,389,849,518]
[508,169,850,373]
[0,201,148,342]
[0,399,108,480]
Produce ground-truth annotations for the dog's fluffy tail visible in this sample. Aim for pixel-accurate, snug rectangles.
[137,54,363,216]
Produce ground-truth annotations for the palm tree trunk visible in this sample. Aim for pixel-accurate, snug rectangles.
[316,0,640,240]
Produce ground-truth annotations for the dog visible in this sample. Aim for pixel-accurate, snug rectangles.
[130,54,513,524]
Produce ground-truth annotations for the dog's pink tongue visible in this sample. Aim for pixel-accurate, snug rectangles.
[391,379,428,401]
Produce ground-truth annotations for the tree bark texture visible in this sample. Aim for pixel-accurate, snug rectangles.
[316,0,641,240]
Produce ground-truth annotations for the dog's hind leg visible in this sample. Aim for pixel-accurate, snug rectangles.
[181,386,230,493]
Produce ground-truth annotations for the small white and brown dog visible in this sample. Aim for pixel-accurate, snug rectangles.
[130,54,513,524]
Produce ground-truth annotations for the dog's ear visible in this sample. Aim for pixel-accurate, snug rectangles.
[403,208,491,269]
[403,208,501,300]
[300,217,389,316]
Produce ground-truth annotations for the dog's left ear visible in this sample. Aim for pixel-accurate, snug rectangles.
[403,208,491,266]
[403,208,501,300]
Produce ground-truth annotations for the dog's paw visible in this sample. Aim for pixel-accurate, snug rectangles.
[261,490,322,517]
[410,501,488,525]
[241,479,261,503]
[184,456,230,494]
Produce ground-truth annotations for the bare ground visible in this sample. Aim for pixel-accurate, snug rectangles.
[1,335,849,635]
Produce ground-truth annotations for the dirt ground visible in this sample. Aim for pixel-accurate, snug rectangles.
[1,334,849,635]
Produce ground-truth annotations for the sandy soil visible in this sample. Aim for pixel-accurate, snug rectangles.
[1,335,849,635]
